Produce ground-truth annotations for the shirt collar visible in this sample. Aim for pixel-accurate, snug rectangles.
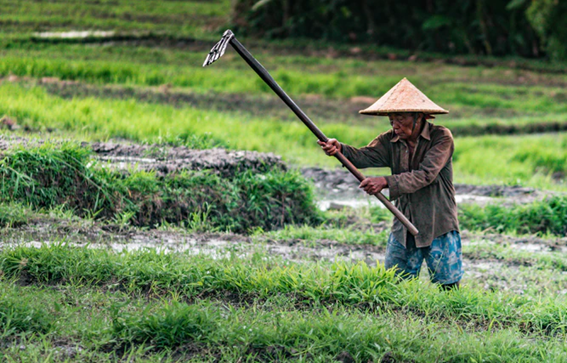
[390,121,432,143]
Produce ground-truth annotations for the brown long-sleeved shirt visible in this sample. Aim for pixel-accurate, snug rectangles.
[341,121,459,248]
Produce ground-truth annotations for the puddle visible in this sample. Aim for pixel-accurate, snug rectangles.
[267,243,385,266]
[98,156,159,170]
[10,238,233,258]
[99,156,157,164]
[318,194,494,211]
[515,243,548,253]
[34,31,116,39]
[5,237,385,267]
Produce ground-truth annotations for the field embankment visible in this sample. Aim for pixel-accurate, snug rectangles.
[0,142,320,233]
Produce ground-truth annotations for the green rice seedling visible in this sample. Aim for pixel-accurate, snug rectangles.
[6,244,567,336]
[4,277,567,362]
[0,142,115,216]
[261,224,388,247]
[2,46,567,118]
[111,301,217,349]
[0,284,55,335]
[513,146,567,176]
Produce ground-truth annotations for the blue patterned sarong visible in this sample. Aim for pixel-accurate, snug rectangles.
[385,230,463,285]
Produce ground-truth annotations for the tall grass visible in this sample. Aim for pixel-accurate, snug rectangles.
[109,298,566,361]
[0,202,30,227]
[0,283,55,335]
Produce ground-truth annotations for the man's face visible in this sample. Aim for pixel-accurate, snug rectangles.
[388,113,416,140]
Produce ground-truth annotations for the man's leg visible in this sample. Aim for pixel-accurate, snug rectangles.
[424,230,464,289]
[384,233,423,280]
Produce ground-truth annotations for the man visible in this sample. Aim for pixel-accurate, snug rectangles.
[318,78,463,290]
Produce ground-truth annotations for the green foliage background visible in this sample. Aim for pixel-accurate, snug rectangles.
[233,0,567,61]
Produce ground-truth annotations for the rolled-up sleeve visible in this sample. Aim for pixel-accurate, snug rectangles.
[340,134,391,169]
[385,129,453,200]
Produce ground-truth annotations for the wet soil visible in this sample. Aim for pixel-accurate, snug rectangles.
[301,166,546,208]
[0,217,553,264]
[0,134,286,178]
[90,142,287,178]
[4,217,567,294]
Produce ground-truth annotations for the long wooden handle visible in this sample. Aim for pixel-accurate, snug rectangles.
[334,152,418,236]
[228,36,419,236]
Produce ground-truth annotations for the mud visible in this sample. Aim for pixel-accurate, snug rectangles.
[301,166,546,208]
[90,142,287,177]
[3,220,384,267]
[0,134,286,178]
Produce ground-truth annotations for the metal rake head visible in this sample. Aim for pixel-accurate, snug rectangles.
[203,29,235,67]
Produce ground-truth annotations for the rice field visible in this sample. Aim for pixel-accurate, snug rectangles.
[1,1,567,362]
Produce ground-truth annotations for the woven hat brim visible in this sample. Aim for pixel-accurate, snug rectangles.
[358,77,449,116]
[359,108,449,116]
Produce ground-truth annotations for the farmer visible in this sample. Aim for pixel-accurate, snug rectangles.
[318,78,462,290]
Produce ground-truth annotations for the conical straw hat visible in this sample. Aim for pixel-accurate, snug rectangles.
[359,78,448,116]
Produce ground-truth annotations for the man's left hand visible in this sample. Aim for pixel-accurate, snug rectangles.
[359,177,388,195]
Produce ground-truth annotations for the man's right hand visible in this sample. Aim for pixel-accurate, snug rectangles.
[317,139,341,156]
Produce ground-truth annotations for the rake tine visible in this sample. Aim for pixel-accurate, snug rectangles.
[203,30,234,67]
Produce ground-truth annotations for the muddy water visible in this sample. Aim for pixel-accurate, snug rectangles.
[34,31,116,39]
[317,194,494,211]
[9,232,563,294]
[5,229,385,267]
